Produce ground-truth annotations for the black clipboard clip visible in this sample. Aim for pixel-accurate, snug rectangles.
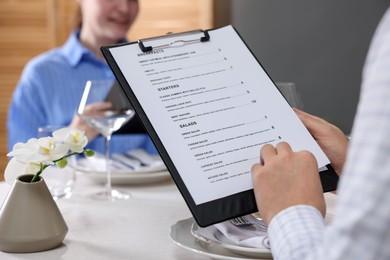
[138,29,210,53]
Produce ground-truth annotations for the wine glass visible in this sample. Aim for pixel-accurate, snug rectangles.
[276,82,304,109]
[77,80,135,200]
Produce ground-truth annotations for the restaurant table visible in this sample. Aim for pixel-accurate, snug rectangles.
[0,172,338,260]
[0,173,211,260]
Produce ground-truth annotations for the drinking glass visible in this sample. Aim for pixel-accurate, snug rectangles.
[276,82,304,109]
[77,80,135,200]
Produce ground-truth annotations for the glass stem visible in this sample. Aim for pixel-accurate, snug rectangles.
[105,134,112,196]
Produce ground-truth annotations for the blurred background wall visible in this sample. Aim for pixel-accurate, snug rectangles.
[230,0,390,134]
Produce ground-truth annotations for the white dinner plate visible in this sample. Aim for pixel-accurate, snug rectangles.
[81,169,171,185]
[191,221,272,259]
[170,218,272,260]
[73,157,171,185]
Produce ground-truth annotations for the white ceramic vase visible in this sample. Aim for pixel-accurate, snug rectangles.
[0,174,68,253]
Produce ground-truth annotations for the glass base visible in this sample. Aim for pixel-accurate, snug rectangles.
[92,189,131,201]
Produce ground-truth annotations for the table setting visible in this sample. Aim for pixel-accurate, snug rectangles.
[170,192,336,260]
[170,216,272,260]
[0,128,250,259]
[74,148,171,185]
[0,149,338,260]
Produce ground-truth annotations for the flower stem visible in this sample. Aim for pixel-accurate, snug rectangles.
[30,163,48,182]
[30,174,40,183]
[29,151,86,182]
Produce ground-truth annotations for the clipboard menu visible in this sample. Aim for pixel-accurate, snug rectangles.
[105,81,147,134]
[101,25,338,227]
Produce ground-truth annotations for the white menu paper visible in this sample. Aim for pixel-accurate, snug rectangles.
[108,25,330,205]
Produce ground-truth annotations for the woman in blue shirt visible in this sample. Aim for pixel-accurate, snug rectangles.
[8,0,156,155]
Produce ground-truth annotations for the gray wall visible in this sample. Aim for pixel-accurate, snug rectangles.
[230,0,389,133]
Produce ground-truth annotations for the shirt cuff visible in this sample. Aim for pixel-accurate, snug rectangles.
[268,205,325,260]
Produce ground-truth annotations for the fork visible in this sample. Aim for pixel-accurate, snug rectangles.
[123,153,148,167]
[125,151,153,167]
[230,215,267,231]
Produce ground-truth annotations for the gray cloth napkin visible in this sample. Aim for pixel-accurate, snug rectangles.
[195,215,270,249]
[76,149,165,171]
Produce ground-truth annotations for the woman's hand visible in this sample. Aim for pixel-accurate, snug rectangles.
[294,108,348,175]
[69,102,112,142]
[251,142,326,226]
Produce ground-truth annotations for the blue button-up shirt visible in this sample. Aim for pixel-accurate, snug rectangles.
[7,30,157,154]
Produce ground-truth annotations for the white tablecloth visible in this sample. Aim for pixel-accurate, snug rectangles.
[0,173,210,260]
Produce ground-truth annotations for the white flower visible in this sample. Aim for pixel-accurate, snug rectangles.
[4,159,42,185]
[53,128,88,153]
[8,137,68,164]
[4,158,28,185]
[5,127,93,185]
